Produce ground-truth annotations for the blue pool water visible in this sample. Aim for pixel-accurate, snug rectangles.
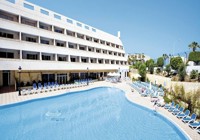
[0,87,189,140]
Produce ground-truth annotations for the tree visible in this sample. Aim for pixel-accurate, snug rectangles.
[133,61,142,69]
[146,59,154,67]
[165,64,171,76]
[138,63,146,81]
[178,63,186,81]
[146,59,154,71]
[188,41,200,52]
[170,57,183,70]
[157,57,164,67]
[188,51,200,64]
[162,54,168,65]
[149,63,154,74]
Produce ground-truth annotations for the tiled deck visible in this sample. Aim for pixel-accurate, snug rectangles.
[0,81,199,140]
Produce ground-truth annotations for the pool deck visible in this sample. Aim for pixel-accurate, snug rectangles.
[0,80,199,140]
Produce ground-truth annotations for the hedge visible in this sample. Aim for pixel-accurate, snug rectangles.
[188,51,200,63]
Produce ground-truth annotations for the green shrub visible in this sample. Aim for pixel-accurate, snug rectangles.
[198,73,200,82]
[188,51,200,64]
[163,96,171,103]
[178,63,186,81]
[190,70,198,79]
[156,68,161,74]
[157,57,164,67]
[170,57,183,70]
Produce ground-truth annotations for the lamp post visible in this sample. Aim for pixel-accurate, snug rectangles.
[18,66,22,96]
[118,67,121,78]
[87,67,89,85]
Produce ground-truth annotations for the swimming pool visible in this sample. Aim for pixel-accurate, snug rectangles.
[0,87,189,140]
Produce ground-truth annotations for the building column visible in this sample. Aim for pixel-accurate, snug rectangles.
[55,73,57,82]
[38,36,40,44]
[55,54,57,61]
[67,72,70,82]
[19,32,21,41]
[77,44,79,50]
[39,52,42,60]
[37,21,39,28]
[53,39,55,46]
[64,29,66,35]
[88,57,91,63]
[78,56,81,62]
[68,55,71,62]
[20,50,22,60]
[66,41,68,48]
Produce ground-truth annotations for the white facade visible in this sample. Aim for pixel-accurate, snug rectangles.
[0,0,128,88]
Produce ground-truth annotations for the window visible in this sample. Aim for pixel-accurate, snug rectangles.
[79,46,85,50]
[42,55,51,60]
[40,9,49,15]
[76,22,82,27]
[21,18,36,27]
[81,58,87,63]
[54,14,61,20]
[0,52,14,58]
[96,49,100,53]
[67,19,73,24]
[71,58,76,62]
[85,25,89,30]
[27,54,37,60]
[58,57,66,61]
[41,40,49,45]
[26,37,36,42]
[55,29,63,33]
[23,3,34,10]
[56,42,64,47]
[0,13,14,21]
[6,0,15,4]
[92,28,96,32]
[69,44,74,49]
[67,30,75,36]
[39,24,48,30]
[0,32,14,39]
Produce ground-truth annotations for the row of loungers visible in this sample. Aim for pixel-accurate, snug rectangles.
[164,101,200,134]
[131,81,164,97]
[21,79,93,95]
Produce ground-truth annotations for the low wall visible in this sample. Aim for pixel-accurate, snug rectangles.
[147,74,200,93]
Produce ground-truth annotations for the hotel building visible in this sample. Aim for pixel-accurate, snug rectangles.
[0,0,128,91]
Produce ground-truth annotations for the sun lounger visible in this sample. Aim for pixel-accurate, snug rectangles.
[182,113,196,123]
[32,83,38,94]
[168,104,179,112]
[197,128,200,134]
[164,101,174,109]
[157,99,165,107]
[172,107,184,115]
[177,109,190,119]
[37,83,43,93]
[188,121,200,129]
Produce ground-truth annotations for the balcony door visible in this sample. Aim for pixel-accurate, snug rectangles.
[3,70,10,86]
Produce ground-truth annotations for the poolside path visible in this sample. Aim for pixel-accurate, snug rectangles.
[0,81,199,140]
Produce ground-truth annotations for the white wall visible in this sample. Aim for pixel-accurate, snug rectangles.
[186,66,200,75]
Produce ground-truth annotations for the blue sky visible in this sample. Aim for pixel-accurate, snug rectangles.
[27,0,200,59]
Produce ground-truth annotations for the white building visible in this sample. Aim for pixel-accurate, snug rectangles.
[128,53,151,64]
[0,0,128,89]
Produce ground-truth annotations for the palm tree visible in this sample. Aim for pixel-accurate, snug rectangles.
[188,42,200,52]
[162,54,168,66]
